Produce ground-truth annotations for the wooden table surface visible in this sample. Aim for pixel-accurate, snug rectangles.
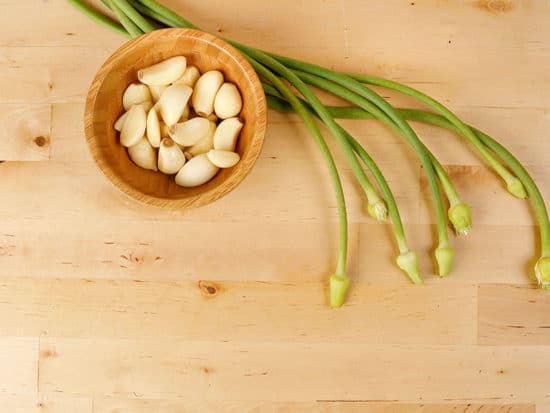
[1,1,550,412]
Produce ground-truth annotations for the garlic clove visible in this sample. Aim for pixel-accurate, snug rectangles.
[146,107,161,148]
[158,137,186,174]
[122,83,151,111]
[175,153,219,187]
[184,121,216,158]
[173,65,200,87]
[157,84,193,126]
[120,104,147,147]
[148,84,168,102]
[128,138,157,171]
[207,149,240,168]
[191,70,224,117]
[115,101,153,132]
[137,56,187,85]
[168,117,212,147]
[213,117,243,151]
[114,111,129,132]
[214,82,243,119]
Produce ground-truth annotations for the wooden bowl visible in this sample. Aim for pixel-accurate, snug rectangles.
[85,28,267,209]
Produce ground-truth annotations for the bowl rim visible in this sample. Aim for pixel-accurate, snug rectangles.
[84,28,267,209]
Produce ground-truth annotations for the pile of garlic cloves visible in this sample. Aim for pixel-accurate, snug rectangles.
[114,56,244,187]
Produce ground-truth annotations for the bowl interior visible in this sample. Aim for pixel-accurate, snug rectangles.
[85,29,266,209]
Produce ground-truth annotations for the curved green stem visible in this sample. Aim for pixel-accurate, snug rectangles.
[347,73,526,199]
[111,0,160,32]
[135,0,198,29]
[245,54,389,224]
[104,0,143,37]
[128,0,173,27]
[286,68,449,251]
[267,92,471,239]
[398,109,550,254]
[67,0,130,37]
[341,128,410,254]
[247,56,350,305]
[264,86,411,254]
[267,94,549,283]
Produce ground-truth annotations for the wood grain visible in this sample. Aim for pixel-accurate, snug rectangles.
[0,104,50,160]
[0,395,93,413]
[39,337,550,402]
[0,337,38,394]
[92,399,535,413]
[0,278,476,344]
[1,0,550,410]
[479,284,550,345]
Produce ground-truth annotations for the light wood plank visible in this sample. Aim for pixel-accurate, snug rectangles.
[0,395,37,413]
[0,337,38,394]
[0,47,113,104]
[0,218,540,285]
[0,394,92,413]
[1,0,124,47]
[537,405,550,413]
[0,104,50,161]
[479,284,550,345]
[39,394,93,413]
[0,278,476,344]
[0,219,358,282]
[92,398,535,413]
[39,338,550,402]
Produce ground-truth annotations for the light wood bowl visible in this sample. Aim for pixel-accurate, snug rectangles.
[85,28,267,209]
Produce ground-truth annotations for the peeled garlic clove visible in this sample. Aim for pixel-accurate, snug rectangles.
[146,107,161,148]
[175,153,219,187]
[207,149,240,168]
[169,117,212,147]
[137,56,186,85]
[214,82,243,119]
[148,84,168,102]
[173,65,200,87]
[115,101,152,132]
[158,137,186,174]
[128,138,157,171]
[120,105,146,147]
[157,84,193,126]
[184,121,216,158]
[122,83,151,111]
[213,117,243,151]
[191,70,224,117]
[114,111,129,132]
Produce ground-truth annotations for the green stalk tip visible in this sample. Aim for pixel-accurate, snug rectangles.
[435,246,455,277]
[396,251,423,285]
[367,200,388,221]
[329,274,350,308]
[507,177,528,199]
[448,203,472,236]
[535,256,550,288]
